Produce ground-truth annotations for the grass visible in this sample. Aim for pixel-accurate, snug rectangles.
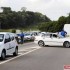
[0,29,12,32]
[0,27,39,32]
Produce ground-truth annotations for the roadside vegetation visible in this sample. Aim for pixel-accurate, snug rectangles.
[38,14,70,32]
[0,7,70,32]
[0,7,50,30]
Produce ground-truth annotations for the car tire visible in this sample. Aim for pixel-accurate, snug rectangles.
[0,50,6,60]
[13,47,18,56]
[63,41,70,48]
[38,40,45,47]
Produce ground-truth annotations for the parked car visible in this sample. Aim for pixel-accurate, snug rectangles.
[0,32,18,60]
[24,33,34,41]
[34,33,70,47]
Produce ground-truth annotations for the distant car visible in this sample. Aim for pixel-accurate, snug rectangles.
[0,32,18,60]
[24,33,34,41]
[34,33,70,47]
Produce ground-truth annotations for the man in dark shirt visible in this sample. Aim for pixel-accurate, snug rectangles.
[20,32,24,44]
[17,32,24,44]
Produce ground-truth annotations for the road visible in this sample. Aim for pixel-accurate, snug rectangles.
[0,42,70,70]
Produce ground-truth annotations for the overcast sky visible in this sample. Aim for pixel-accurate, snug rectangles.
[0,0,70,20]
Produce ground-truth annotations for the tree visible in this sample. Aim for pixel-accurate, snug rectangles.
[1,7,12,14]
[21,7,27,12]
[38,21,58,32]
[66,13,70,24]
[0,7,50,29]
[57,16,67,31]
[38,16,67,32]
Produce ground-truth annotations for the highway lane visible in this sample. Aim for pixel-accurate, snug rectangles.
[0,42,40,63]
[0,42,70,70]
[18,42,38,51]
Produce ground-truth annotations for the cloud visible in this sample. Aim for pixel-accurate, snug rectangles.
[28,0,39,3]
[0,0,70,20]
[0,0,5,6]
[45,0,70,20]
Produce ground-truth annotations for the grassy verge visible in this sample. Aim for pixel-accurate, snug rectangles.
[0,29,12,32]
[0,28,39,32]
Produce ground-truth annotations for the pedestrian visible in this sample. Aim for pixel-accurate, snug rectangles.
[60,30,67,37]
[20,32,24,44]
[17,32,24,44]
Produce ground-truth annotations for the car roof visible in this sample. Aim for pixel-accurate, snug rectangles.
[0,32,11,34]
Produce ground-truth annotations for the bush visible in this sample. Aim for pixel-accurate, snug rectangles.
[12,29,16,33]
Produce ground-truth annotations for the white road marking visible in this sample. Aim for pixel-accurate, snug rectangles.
[0,46,41,65]
[18,53,23,55]
[19,46,41,52]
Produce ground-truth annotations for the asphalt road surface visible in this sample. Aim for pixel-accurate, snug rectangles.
[0,42,70,70]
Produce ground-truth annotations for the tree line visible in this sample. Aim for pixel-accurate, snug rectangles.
[38,14,70,32]
[0,7,69,32]
[0,7,50,29]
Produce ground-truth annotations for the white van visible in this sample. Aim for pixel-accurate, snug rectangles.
[64,24,70,36]
[0,32,18,60]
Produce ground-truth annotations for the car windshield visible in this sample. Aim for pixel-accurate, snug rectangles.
[0,34,4,42]
[25,34,31,36]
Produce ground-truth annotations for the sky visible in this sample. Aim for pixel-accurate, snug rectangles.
[0,0,70,20]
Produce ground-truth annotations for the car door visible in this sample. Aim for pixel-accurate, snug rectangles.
[44,33,64,46]
[43,34,55,45]
[4,34,11,55]
[9,33,15,53]
[50,34,63,46]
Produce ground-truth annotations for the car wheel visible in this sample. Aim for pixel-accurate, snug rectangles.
[38,40,45,47]
[63,41,70,48]
[13,47,18,56]
[1,50,6,60]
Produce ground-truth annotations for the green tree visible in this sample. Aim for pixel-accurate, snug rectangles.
[66,13,70,24]
[38,21,58,32]
[57,16,67,31]
[1,7,12,14]
[0,7,51,29]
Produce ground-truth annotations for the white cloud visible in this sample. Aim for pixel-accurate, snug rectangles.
[46,0,70,20]
[28,0,39,3]
[0,0,70,20]
[0,0,5,6]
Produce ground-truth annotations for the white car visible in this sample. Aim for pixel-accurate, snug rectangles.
[24,33,34,40]
[34,33,70,47]
[0,32,18,60]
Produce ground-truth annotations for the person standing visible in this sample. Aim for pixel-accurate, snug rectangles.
[20,32,24,44]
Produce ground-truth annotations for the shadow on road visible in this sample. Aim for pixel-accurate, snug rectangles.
[44,45,70,48]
